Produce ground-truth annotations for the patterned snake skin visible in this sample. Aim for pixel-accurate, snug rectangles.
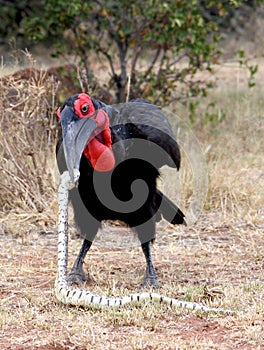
[55,171,234,314]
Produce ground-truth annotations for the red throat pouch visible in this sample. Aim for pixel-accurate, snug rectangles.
[83,109,115,172]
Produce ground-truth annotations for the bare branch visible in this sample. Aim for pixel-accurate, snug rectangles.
[97,46,116,79]
[156,49,167,80]
[130,46,142,78]
[143,47,162,80]
[168,52,188,68]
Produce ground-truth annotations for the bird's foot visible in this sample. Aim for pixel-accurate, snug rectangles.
[67,268,91,286]
[140,277,159,290]
[140,269,159,289]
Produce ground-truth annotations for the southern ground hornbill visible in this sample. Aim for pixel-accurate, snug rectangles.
[56,93,186,288]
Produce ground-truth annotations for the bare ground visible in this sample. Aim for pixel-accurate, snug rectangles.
[0,215,263,349]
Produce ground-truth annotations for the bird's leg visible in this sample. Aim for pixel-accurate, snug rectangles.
[68,239,93,286]
[141,241,159,289]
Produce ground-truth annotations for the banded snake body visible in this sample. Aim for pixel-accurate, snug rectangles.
[55,171,234,314]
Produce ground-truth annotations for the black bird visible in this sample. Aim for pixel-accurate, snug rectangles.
[56,93,186,288]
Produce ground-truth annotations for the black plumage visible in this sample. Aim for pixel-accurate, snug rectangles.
[56,93,186,288]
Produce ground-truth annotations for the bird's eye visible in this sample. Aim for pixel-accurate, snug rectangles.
[81,103,89,114]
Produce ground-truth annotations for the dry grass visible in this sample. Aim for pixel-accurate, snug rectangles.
[0,52,59,236]
[0,53,263,349]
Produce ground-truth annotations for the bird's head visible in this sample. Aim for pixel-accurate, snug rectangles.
[57,93,115,183]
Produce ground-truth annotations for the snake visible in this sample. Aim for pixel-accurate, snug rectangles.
[54,171,235,314]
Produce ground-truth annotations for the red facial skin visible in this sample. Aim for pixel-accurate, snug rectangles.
[74,93,95,116]
[58,93,115,172]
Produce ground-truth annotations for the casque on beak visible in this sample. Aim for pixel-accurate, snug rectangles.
[60,106,97,184]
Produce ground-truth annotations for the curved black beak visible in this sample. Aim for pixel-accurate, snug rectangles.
[60,106,97,183]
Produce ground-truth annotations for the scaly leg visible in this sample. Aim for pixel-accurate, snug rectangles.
[141,241,158,289]
[68,239,92,285]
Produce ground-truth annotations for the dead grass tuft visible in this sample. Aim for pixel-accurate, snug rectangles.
[0,52,59,234]
[202,86,264,225]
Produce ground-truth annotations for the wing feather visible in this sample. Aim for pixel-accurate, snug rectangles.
[108,101,181,170]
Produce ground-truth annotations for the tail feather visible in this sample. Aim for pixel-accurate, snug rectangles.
[156,189,187,226]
